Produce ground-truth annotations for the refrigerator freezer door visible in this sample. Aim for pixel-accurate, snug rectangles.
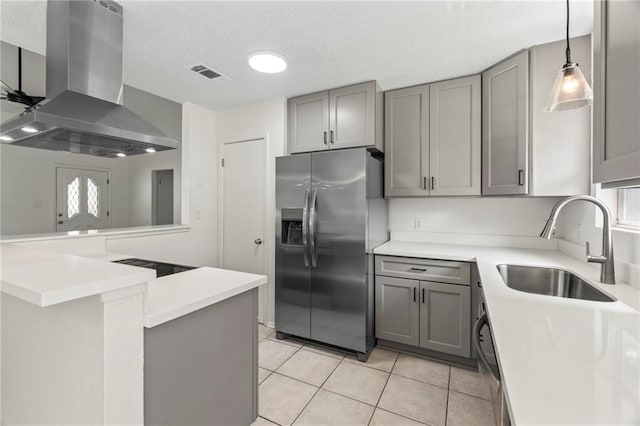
[310,149,368,352]
[276,154,312,338]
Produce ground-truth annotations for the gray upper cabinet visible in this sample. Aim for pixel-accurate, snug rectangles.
[288,81,382,154]
[419,281,471,357]
[385,75,481,198]
[482,51,529,195]
[593,0,640,185]
[429,75,481,196]
[384,85,430,197]
[375,276,420,347]
[329,82,378,150]
[288,92,330,154]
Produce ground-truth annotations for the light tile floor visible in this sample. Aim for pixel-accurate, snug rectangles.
[255,325,497,426]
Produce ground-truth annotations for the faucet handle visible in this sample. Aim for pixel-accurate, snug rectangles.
[586,241,606,264]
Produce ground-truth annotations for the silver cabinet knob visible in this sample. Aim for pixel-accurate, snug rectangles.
[254,238,262,245]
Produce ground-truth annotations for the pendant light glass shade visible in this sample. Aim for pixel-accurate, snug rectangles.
[544,62,593,112]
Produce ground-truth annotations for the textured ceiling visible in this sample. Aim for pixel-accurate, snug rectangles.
[0,0,593,111]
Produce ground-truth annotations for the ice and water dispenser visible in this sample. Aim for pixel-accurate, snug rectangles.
[281,208,304,246]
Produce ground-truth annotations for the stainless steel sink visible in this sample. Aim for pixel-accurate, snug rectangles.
[497,264,615,302]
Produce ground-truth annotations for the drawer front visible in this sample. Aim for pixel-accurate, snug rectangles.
[375,255,470,285]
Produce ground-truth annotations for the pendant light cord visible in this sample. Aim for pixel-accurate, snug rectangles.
[565,0,572,64]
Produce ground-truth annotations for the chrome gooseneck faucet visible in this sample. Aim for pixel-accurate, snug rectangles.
[540,195,615,284]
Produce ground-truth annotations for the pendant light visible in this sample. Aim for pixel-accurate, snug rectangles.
[544,0,593,112]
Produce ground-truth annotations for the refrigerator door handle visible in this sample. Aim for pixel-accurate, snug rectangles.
[309,188,318,267]
[302,188,311,267]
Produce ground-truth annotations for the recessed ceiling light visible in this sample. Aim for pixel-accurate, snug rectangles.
[116,152,127,158]
[21,126,38,133]
[0,135,14,141]
[145,147,156,153]
[248,51,287,74]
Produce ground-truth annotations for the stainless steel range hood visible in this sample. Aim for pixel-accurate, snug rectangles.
[0,0,178,157]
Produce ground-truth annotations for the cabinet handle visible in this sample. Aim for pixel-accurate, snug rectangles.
[413,287,417,302]
[518,169,525,186]
[323,131,327,145]
[330,130,334,144]
[422,288,425,303]
[423,177,427,190]
[431,177,435,190]
[409,267,427,272]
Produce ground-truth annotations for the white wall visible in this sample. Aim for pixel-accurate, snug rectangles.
[389,197,561,239]
[126,150,182,227]
[214,97,287,326]
[106,103,216,267]
[557,200,640,287]
[0,145,131,235]
[0,42,183,236]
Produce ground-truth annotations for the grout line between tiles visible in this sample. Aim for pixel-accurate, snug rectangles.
[256,415,283,426]
[390,370,451,391]
[288,352,343,426]
[373,407,433,426]
[367,351,399,426]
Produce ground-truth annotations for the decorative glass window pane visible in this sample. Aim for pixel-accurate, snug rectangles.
[618,187,640,227]
[87,178,100,218]
[67,177,80,218]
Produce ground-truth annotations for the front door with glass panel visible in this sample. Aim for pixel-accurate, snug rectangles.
[56,167,110,232]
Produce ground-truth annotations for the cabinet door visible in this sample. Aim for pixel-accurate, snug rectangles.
[375,276,419,346]
[384,85,430,197]
[593,0,640,184]
[482,51,529,195]
[419,281,471,357]
[288,92,329,154]
[329,82,376,150]
[429,75,481,196]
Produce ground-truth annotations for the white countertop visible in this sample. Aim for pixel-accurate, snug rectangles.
[375,241,640,425]
[0,244,155,306]
[0,224,190,243]
[143,266,267,328]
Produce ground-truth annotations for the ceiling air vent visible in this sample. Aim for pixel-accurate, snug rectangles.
[189,64,227,81]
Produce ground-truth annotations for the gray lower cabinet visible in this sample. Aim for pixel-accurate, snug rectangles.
[419,281,471,357]
[482,50,529,196]
[375,256,472,358]
[375,276,420,346]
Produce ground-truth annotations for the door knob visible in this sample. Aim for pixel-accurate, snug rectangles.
[254,238,262,245]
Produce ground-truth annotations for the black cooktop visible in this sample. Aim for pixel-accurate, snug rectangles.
[113,258,197,278]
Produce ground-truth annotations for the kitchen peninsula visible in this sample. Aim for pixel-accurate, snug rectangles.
[1,242,266,425]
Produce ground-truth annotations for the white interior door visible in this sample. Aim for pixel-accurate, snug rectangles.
[222,139,266,320]
[56,167,110,232]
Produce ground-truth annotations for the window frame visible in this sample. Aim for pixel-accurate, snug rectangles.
[616,187,640,230]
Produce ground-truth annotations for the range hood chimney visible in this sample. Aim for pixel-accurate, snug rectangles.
[0,0,178,157]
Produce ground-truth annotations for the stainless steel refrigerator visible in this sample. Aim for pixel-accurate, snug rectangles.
[275,148,388,360]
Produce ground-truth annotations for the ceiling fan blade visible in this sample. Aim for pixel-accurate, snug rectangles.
[0,80,15,93]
